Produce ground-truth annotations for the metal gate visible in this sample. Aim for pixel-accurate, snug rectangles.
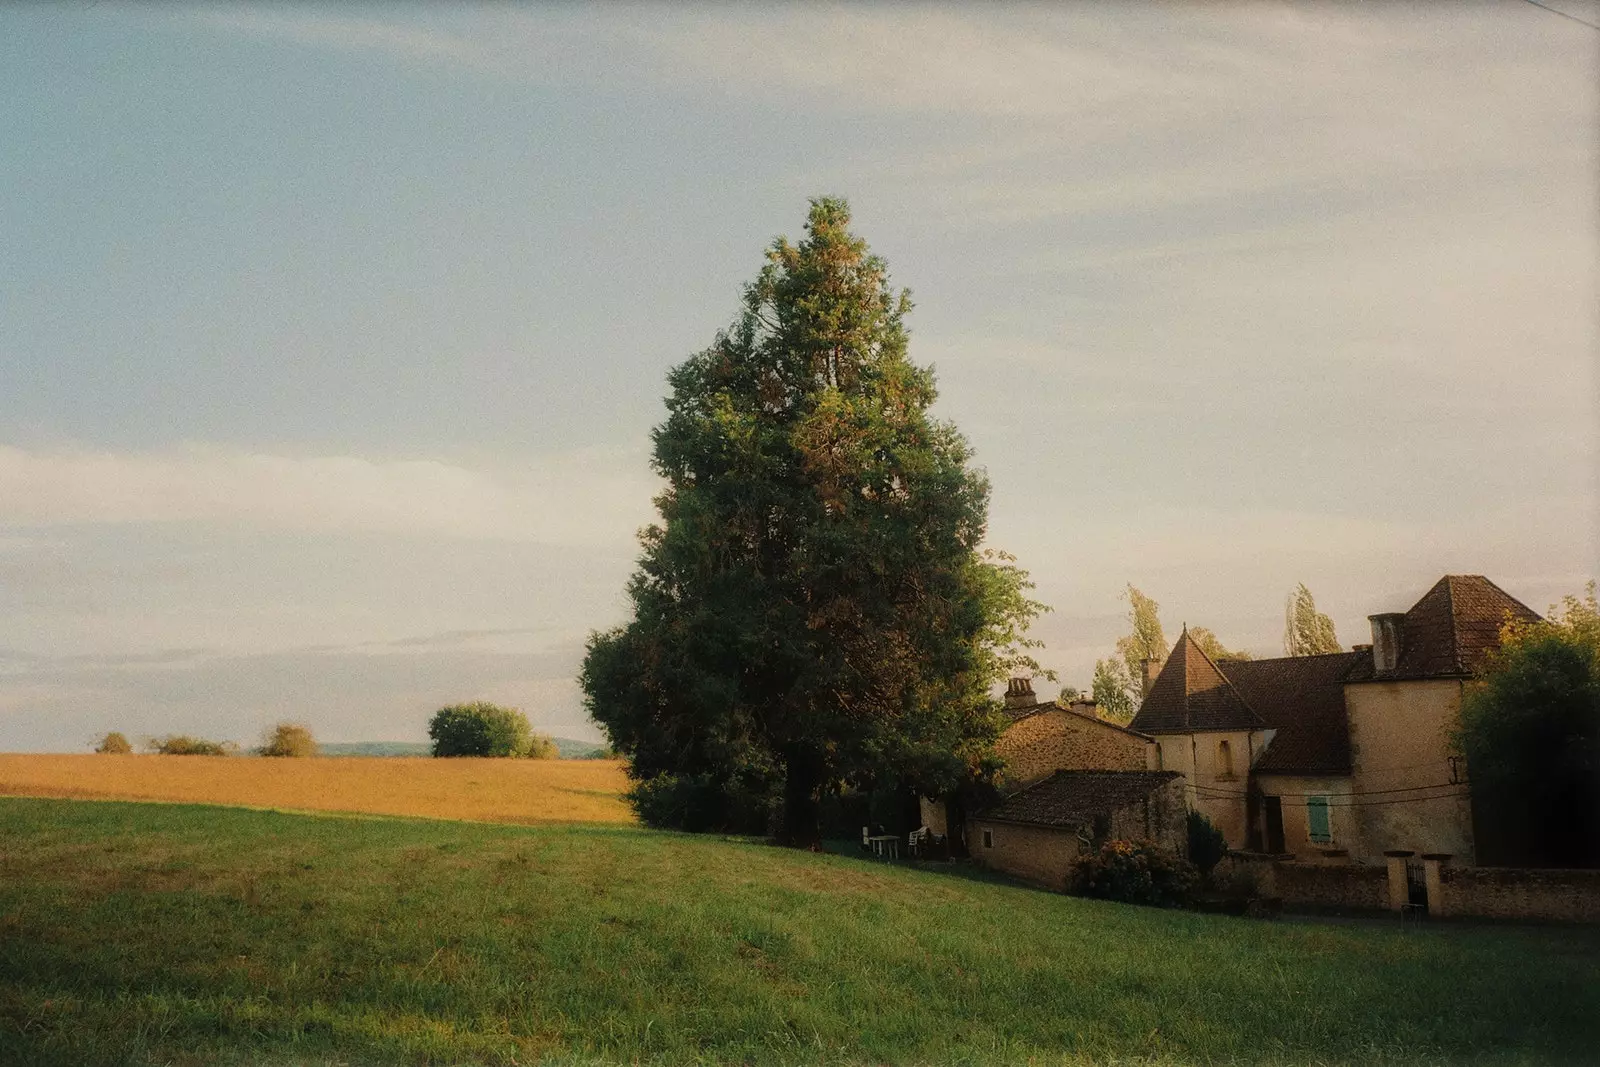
[1405,859,1429,912]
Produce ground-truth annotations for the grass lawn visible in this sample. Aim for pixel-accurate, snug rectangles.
[1,798,1596,1066]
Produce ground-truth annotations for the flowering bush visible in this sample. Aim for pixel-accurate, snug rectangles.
[1071,839,1198,907]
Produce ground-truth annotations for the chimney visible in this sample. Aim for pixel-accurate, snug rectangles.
[1141,657,1163,699]
[1368,613,1405,672]
[1004,677,1036,709]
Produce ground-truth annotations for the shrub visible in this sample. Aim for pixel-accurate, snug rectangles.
[258,721,318,758]
[94,731,132,754]
[1071,839,1198,907]
[148,734,236,756]
[1186,810,1228,877]
[428,702,546,758]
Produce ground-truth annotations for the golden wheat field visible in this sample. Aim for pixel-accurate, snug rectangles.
[0,754,635,825]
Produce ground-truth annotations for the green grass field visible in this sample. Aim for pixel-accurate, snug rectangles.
[2,798,1596,1066]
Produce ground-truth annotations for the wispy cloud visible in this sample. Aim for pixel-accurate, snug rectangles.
[191,5,1595,240]
[0,444,657,546]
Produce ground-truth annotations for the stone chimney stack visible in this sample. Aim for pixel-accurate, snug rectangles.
[1140,657,1163,699]
[1368,613,1405,672]
[1004,677,1036,709]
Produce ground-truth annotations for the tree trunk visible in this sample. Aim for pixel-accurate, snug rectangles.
[944,794,969,858]
[778,745,824,849]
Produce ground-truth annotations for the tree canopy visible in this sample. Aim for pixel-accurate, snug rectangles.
[258,721,317,758]
[1190,626,1252,663]
[582,198,1045,847]
[1284,582,1341,656]
[1091,585,1165,723]
[429,702,553,758]
[1091,585,1247,723]
[1455,582,1599,867]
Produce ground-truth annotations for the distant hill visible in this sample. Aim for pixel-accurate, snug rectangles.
[320,739,609,759]
[319,742,432,758]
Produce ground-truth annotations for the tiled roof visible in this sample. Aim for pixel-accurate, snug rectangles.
[1345,575,1541,682]
[1223,652,1364,776]
[1002,701,1052,724]
[1128,629,1266,734]
[1003,701,1153,741]
[977,770,1184,829]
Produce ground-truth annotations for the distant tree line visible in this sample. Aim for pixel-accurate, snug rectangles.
[91,703,576,761]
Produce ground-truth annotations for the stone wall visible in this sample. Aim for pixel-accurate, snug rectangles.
[1216,854,1600,922]
[1108,775,1189,854]
[969,819,1080,890]
[1215,854,1390,913]
[1440,867,1600,922]
[997,708,1151,789]
[1271,861,1390,911]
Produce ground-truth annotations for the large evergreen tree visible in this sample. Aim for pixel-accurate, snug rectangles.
[582,199,1044,847]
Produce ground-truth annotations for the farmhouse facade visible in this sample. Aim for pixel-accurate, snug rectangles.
[1128,574,1541,867]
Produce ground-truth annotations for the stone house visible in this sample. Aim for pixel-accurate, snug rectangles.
[967,770,1187,889]
[1128,575,1541,867]
[993,677,1157,788]
[918,678,1179,886]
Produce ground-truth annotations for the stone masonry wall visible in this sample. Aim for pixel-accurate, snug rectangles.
[1216,855,1600,922]
[1440,867,1600,922]
[997,709,1150,788]
[969,819,1081,890]
[1271,862,1390,911]
[1107,775,1189,854]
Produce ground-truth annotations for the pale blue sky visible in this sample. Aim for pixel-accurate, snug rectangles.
[2,3,1596,750]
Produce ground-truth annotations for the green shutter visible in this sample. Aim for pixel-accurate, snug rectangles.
[1307,796,1332,844]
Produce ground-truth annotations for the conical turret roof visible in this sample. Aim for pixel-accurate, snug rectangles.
[1129,627,1266,734]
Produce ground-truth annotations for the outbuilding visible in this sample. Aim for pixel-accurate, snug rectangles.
[969,769,1187,889]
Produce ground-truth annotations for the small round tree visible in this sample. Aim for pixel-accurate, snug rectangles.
[94,731,133,754]
[258,721,318,758]
[428,702,545,758]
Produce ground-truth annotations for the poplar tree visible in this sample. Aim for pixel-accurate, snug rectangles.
[1283,583,1341,655]
[1115,585,1168,680]
[1094,586,1247,722]
[582,198,1045,847]
[1191,626,1252,662]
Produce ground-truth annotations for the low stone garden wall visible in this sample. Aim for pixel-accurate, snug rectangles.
[1440,866,1600,922]
[1213,853,1599,922]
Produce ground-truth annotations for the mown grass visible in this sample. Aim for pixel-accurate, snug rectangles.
[1,798,1596,1066]
[0,754,633,825]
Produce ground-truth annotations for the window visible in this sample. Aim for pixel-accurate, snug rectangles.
[982,828,994,849]
[1307,796,1332,845]
[1217,739,1235,779]
[1155,744,1164,770]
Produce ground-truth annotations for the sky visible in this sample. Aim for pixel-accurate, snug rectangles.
[2,2,1596,752]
